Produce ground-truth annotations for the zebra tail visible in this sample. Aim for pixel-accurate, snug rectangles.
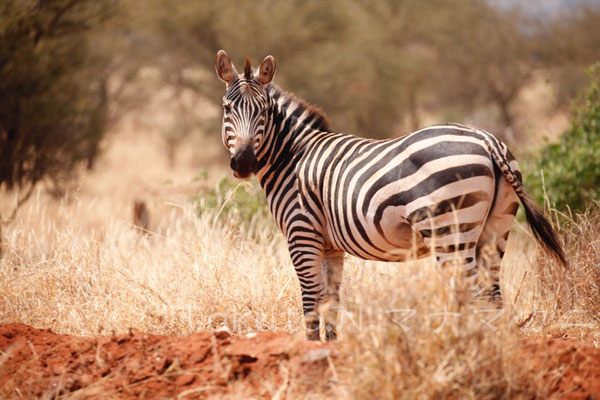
[518,190,568,267]
[486,138,568,267]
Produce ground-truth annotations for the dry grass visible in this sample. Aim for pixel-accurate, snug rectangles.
[1,128,599,398]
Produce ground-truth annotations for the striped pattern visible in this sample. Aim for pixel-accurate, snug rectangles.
[218,57,565,340]
[222,78,266,155]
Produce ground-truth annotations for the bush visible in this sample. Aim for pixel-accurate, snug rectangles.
[194,175,274,238]
[525,64,600,211]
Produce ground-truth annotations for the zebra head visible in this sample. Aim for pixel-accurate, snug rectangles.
[215,50,276,179]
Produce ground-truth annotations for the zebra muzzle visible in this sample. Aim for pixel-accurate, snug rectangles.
[231,146,258,179]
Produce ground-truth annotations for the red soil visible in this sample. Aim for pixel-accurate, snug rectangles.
[1,324,599,399]
[518,336,600,399]
[0,324,336,399]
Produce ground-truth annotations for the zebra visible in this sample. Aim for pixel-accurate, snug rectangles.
[214,50,567,340]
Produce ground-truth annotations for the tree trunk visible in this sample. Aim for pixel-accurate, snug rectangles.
[407,86,421,132]
[0,212,3,260]
[497,97,517,145]
[87,78,109,171]
[488,81,519,146]
[166,137,178,168]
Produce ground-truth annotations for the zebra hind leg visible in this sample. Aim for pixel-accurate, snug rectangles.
[434,245,479,305]
[321,250,344,341]
[475,240,503,303]
[415,198,489,305]
[476,217,518,305]
[476,178,520,305]
[430,228,506,305]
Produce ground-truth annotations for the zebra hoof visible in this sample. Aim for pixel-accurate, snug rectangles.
[325,324,337,341]
[305,319,320,340]
[485,283,503,306]
[306,330,321,341]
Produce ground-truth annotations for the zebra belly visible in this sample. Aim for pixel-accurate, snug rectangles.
[324,207,429,262]
[307,124,498,262]
[322,174,495,262]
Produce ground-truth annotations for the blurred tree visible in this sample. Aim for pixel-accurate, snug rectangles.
[429,0,535,144]
[140,0,443,138]
[1,0,589,181]
[290,0,437,136]
[533,5,600,110]
[118,0,600,146]
[0,0,118,198]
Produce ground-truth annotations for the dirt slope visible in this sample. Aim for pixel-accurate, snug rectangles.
[1,324,600,399]
[0,324,336,399]
[518,336,600,399]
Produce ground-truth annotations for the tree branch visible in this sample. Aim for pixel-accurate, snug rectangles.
[1,182,37,225]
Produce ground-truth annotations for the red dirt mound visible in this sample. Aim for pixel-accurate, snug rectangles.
[1,324,600,399]
[0,324,337,399]
[518,336,600,399]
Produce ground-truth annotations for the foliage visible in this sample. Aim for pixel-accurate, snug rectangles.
[130,0,600,143]
[525,64,600,211]
[0,0,117,191]
[1,0,598,188]
[194,175,273,236]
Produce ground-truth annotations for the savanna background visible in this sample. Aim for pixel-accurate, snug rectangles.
[1,0,600,398]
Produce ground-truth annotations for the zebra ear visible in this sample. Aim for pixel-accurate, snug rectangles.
[215,50,237,85]
[258,55,276,86]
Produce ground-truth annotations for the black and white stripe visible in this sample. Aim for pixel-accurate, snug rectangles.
[216,52,567,340]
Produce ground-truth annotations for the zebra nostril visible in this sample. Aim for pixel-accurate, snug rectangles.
[230,157,237,171]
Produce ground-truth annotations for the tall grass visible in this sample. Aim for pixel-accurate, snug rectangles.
[336,203,600,398]
[1,131,599,398]
[0,197,300,336]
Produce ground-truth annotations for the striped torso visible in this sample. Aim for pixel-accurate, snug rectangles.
[296,125,505,261]
[256,91,514,265]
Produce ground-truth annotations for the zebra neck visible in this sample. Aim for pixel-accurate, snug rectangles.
[256,84,330,187]
[254,85,331,232]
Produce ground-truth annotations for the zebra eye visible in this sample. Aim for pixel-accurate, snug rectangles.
[223,103,231,112]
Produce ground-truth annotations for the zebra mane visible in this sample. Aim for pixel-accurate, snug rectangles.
[266,84,330,132]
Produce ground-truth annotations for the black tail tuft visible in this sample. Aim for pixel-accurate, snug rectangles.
[520,192,568,267]
[482,132,567,267]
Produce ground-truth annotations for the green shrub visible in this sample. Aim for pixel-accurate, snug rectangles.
[525,64,600,211]
[194,175,274,237]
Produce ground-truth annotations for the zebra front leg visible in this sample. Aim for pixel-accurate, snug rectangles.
[322,250,344,341]
[289,240,325,340]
